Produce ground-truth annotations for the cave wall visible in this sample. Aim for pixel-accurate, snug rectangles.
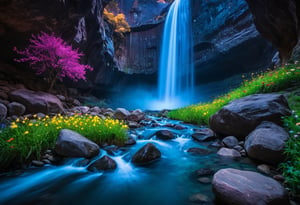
[245,0,300,63]
[115,0,170,74]
[115,0,277,86]
[0,0,117,90]
[0,0,299,96]
[191,0,276,84]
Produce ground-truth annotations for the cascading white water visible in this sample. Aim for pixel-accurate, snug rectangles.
[158,0,194,109]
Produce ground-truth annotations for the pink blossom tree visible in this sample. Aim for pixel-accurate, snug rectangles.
[14,32,93,91]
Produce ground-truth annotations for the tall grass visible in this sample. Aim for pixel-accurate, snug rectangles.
[0,114,128,169]
[168,63,300,125]
[280,94,300,195]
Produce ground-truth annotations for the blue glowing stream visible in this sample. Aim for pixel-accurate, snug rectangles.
[158,0,194,109]
[0,117,256,205]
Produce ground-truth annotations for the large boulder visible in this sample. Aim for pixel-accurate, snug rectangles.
[245,0,299,63]
[9,89,64,114]
[209,94,291,139]
[7,102,26,116]
[0,103,7,121]
[244,121,289,164]
[132,143,161,164]
[88,155,117,172]
[212,168,289,205]
[55,129,100,158]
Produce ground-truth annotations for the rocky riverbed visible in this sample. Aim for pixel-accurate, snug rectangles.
[0,112,290,205]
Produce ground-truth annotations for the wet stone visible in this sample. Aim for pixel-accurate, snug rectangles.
[197,177,211,184]
[196,168,214,176]
[187,148,213,155]
[32,160,44,167]
[189,193,210,203]
[155,130,175,140]
[257,164,271,175]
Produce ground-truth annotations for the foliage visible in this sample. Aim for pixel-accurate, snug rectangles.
[168,63,300,124]
[103,8,131,36]
[0,114,128,169]
[280,96,300,195]
[14,32,93,90]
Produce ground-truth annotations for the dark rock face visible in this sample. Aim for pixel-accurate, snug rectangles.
[9,89,64,114]
[55,129,100,158]
[212,168,289,205]
[132,143,161,164]
[209,94,291,139]
[245,121,290,165]
[116,0,170,74]
[245,0,300,63]
[88,155,117,171]
[115,0,276,88]
[191,0,276,84]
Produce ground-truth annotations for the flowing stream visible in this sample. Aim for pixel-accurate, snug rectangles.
[0,116,257,205]
[157,0,195,109]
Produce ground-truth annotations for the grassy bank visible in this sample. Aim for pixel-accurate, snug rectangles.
[168,63,300,195]
[0,114,128,169]
[168,63,300,125]
[280,92,300,195]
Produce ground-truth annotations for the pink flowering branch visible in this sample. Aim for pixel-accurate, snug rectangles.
[14,32,93,91]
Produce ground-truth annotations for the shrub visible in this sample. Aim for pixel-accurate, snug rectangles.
[103,9,131,36]
[14,32,93,91]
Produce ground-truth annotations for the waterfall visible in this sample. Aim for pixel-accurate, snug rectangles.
[158,0,194,109]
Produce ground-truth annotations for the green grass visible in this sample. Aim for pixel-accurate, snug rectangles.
[280,94,300,195]
[168,63,300,125]
[168,63,300,196]
[0,114,128,169]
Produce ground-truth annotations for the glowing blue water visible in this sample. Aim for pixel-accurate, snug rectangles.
[0,117,257,205]
[157,0,194,109]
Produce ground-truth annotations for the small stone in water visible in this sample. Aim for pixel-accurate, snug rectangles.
[32,160,44,167]
[197,177,211,184]
[196,168,214,176]
[257,164,271,175]
[42,159,51,164]
[189,193,210,203]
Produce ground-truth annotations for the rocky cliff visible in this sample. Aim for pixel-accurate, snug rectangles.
[0,0,299,96]
[191,0,276,84]
[245,0,300,64]
[0,0,117,91]
[116,0,276,85]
